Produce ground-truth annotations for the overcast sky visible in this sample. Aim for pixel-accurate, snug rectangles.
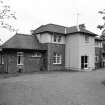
[0,0,105,42]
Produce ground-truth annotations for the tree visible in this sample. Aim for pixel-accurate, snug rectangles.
[0,0,16,32]
[97,9,105,39]
[97,9,105,51]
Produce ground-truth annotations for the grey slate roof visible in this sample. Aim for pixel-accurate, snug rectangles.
[34,23,97,36]
[66,26,97,36]
[34,24,66,34]
[2,33,46,50]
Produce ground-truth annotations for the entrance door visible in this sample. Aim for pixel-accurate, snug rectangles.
[81,56,88,69]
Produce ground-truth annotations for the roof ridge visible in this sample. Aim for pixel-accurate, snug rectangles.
[16,33,31,36]
[34,25,46,32]
[46,23,66,28]
[34,23,97,36]
[68,25,78,29]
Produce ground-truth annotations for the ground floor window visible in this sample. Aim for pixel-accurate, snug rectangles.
[17,52,24,65]
[0,55,4,64]
[32,52,41,57]
[1,55,4,64]
[53,53,62,64]
[81,56,88,69]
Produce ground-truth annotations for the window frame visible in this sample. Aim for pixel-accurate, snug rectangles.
[53,34,62,43]
[58,35,62,42]
[0,54,4,64]
[17,52,24,65]
[1,55,4,64]
[81,56,88,69]
[53,53,62,64]
[32,52,41,57]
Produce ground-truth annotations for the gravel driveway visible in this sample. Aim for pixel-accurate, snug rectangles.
[0,70,105,105]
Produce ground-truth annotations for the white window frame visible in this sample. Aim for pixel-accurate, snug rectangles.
[53,53,62,64]
[17,52,24,65]
[58,35,62,42]
[32,52,41,57]
[81,56,88,69]
[53,34,62,43]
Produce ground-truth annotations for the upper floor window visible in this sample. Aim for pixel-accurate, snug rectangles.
[58,36,62,42]
[54,35,57,42]
[53,34,62,43]
[17,52,24,65]
[85,35,89,43]
[53,53,62,64]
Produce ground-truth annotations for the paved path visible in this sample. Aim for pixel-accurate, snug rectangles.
[0,70,105,105]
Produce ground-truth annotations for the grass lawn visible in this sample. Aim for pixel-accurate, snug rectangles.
[0,70,105,105]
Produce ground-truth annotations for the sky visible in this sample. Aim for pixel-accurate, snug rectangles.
[0,0,105,42]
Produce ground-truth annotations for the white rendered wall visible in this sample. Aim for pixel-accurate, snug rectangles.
[65,33,95,70]
[78,34,95,70]
[65,34,80,70]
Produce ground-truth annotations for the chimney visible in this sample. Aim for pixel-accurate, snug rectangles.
[79,24,86,29]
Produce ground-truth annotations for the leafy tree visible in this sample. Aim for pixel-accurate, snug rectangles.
[97,9,105,40]
[97,9,105,51]
[0,0,17,44]
[0,0,16,32]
